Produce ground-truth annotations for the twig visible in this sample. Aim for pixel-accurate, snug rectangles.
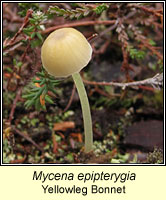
[3,42,23,54]
[132,5,163,18]
[21,38,31,62]
[92,39,111,54]
[87,33,98,42]
[6,9,33,46]
[90,11,136,43]
[83,73,163,90]
[9,87,22,123]
[13,127,44,152]
[128,24,163,61]
[142,41,163,60]
[42,20,116,34]
[90,19,119,43]
[63,84,76,112]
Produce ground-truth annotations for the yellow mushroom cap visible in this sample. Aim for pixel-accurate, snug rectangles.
[41,28,92,77]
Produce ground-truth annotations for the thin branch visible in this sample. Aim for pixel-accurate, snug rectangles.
[90,19,119,43]
[90,11,136,43]
[63,84,76,112]
[4,9,33,47]
[87,33,98,42]
[42,20,116,34]
[83,73,163,90]
[3,42,23,54]
[13,127,44,152]
[9,87,22,123]
[131,4,163,18]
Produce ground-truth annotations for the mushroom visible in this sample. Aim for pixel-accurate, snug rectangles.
[41,28,93,152]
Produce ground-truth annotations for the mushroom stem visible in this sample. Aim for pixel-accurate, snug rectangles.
[72,72,93,152]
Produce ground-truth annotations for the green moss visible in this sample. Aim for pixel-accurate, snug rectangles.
[146,147,163,164]
[3,139,15,163]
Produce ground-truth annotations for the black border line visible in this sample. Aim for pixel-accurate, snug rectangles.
[1,0,165,166]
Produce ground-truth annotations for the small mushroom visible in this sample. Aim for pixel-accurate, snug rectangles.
[41,28,93,152]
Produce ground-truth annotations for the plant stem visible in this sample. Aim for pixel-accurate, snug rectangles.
[72,72,93,152]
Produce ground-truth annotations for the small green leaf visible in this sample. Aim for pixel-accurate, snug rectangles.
[36,32,43,41]
[35,98,42,111]
[22,93,36,99]
[17,62,23,68]
[31,118,39,126]
[50,79,60,84]
[23,26,35,32]
[37,25,42,30]
[29,18,36,24]
[6,67,13,73]
[21,39,28,44]
[24,99,35,108]
[45,95,54,104]
[128,47,145,60]
[33,86,45,100]
[30,39,42,48]
[31,87,41,92]
[66,153,74,161]
[149,39,156,46]
[31,32,36,39]
[23,31,31,36]
[34,79,41,83]
[93,3,109,14]
[48,84,57,95]
[13,58,17,66]
[39,78,46,86]
[41,86,48,98]
[36,71,45,77]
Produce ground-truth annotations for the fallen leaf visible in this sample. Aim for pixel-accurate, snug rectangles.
[13,72,21,79]
[4,73,11,78]
[53,121,75,131]
[70,133,83,143]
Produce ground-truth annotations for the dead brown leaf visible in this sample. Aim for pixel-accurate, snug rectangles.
[53,121,75,131]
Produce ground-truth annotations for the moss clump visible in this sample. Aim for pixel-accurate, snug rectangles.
[146,147,163,164]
